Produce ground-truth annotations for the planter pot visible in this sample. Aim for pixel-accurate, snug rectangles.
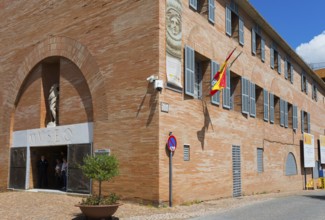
[75,203,122,219]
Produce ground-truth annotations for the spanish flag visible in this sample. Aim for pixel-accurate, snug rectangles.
[210,48,236,96]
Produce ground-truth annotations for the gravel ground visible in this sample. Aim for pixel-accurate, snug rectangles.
[0,189,308,220]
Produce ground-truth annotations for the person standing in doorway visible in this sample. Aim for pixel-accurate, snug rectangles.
[54,158,62,189]
[61,158,68,191]
[37,155,49,188]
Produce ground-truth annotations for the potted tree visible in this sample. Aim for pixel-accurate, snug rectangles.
[76,153,121,219]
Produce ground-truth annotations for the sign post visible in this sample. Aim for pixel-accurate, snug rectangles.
[167,134,177,207]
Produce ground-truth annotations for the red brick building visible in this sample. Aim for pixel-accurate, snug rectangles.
[1,0,324,205]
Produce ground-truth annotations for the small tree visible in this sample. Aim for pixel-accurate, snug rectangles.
[80,154,119,204]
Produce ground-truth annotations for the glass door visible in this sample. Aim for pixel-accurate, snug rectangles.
[9,147,27,189]
[67,144,92,193]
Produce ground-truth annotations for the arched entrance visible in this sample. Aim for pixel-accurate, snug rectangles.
[7,36,107,194]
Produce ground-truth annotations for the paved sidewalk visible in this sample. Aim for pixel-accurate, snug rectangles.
[0,189,312,220]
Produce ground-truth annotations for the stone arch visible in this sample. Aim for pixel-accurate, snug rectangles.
[6,36,107,123]
[269,77,294,103]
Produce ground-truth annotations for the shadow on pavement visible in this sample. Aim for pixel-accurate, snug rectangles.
[72,214,119,220]
[303,195,325,201]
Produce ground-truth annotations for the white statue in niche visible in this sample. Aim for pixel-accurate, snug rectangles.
[47,84,59,127]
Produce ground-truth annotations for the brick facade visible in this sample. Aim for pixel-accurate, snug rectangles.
[0,0,324,205]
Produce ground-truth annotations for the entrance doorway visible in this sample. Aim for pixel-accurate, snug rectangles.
[30,146,67,190]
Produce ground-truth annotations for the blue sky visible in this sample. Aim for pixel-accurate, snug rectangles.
[248,0,325,64]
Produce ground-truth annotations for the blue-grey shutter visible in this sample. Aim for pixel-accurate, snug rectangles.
[251,28,256,55]
[270,47,274,69]
[278,54,281,74]
[261,38,265,62]
[263,89,268,122]
[185,46,195,97]
[280,99,284,127]
[241,77,249,114]
[315,86,318,101]
[307,112,310,133]
[239,17,244,45]
[284,101,288,128]
[269,93,274,123]
[290,65,294,84]
[223,68,231,109]
[189,0,197,10]
[301,110,304,133]
[257,148,263,173]
[208,0,215,24]
[284,60,288,79]
[293,105,298,130]
[286,153,297,176]
[306,78,308,94]
[301,74,304,92]
[211,60,220,105]
[226,5,232,36]
[250,82,256,117]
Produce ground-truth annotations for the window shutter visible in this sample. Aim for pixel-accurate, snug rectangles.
[189,0,197,10]
[257,148,263,173]
[226,5,232,36]
[306,78,308,94]
[293,105,298,130]
[185,45,195,97]
[239,17,244,45]
[250,82,256,117]
[307,112,310,133]
[278,54,281,74]
[280,99,284,127]
[263,89,269,122]
[315,86,318,101]
[251,28,256,55]
[241,77,249,114]
[290,65,294,84]
[284,101,288,128]
[270,47,274,69]
[223,68,231,109]
[301,110,304,133]
[208,0,215,24]
[269,93,274,123]
[211,60,220,105]
[261,38,265,62]
[301,74,304,92]
[284,60,288,79]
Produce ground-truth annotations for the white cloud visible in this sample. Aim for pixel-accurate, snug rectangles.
[296,31,325,64]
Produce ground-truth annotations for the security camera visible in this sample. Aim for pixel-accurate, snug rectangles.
[154,80,163,91]
[146,75,158,83]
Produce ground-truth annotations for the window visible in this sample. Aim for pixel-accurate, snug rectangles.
[251,25,265,62]
[301,110,310,133]
[312,82,318,101]
[285,153,297,176]
[254,85,264,120]
[189,0,215,24]
[226,1,244,45]
[273,95,280,125]
[241,77,255,117]
[185,45,210,99]
[301,72,308,94]
[225,71,241,112]
[270,43,281,74]
[257,148,263,173]
[284,58,294,84]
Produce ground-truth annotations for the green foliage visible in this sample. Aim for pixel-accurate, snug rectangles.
[79,154,119,201]
[80,154,119,182]
[80,193,120,205]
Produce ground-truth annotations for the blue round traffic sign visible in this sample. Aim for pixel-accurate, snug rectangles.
[167,135,177,152]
